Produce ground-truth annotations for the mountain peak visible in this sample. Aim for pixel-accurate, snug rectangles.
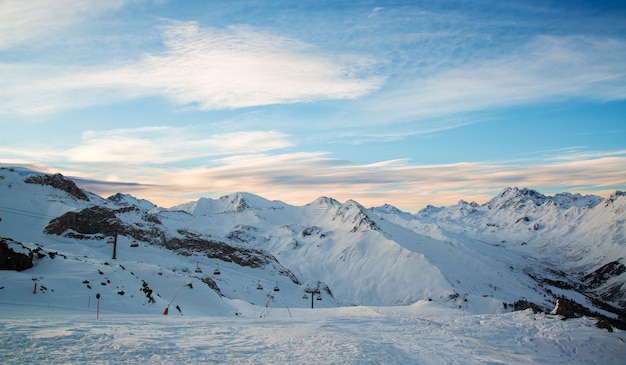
[220,192,251,212]
[605,190,626,208]
[487,187,547,210]
[552,192,602,209]
[376,203,404,214]
[333,199,379,232]
[107,192,157,211]
[310,196,341,207]
[173,192,286,216]
[220,192,285,212]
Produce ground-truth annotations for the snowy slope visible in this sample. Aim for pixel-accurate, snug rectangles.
[173,195,456,306]
[372,187,626,313]
[0,168,340,314]
[1,303,624,365]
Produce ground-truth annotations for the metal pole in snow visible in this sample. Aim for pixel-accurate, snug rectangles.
[96,293,101,319]
[259,290,273,318]
[165,272,189,315]
[112,231,117,260]
[305,287,321,308]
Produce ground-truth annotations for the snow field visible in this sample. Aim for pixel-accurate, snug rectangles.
[0,303,623,365]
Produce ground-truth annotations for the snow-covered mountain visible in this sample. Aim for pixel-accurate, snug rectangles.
[375,187,626,313]
[1,167,624,328]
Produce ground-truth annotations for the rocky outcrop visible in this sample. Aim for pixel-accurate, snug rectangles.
[581,260,626,290]
[551,297,626,330]
[551,297,581,319]
[168,230,300,284]
[577,260,626,309]
[45,206,118,236]
[25,173,89,201]
[44,206,163,243]
[0,238,33,271]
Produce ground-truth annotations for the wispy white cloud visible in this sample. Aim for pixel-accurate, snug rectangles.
[366,35,626,124]
[0,20,383,115]
[0,0,130,49]
[47,148,626,211]
[3,124,624,210]
[544,148,626,162]
[64,127,293,164]
[130,21,383,108]
[0,126,294,184]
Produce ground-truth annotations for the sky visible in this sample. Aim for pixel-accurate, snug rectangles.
[1,0,625,212]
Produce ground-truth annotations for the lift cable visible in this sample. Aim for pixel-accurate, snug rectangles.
[0,205,62,220]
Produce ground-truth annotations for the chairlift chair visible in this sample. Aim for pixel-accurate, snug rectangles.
[213,265,221,275]
[107,237,115,244]
[302,293,308,300]
[130,240,139,248]
[273,282,280,292]
[195,263,202,273]
[316,295,322,301]
[256,281,263,290]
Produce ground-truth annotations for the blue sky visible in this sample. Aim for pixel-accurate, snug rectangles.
[1,0,625,211]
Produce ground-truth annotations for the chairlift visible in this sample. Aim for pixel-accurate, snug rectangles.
[316,295,322,301]
[107,237,115,244]
[195,263,202,273]
[256,281,263,290]
[273,282,280,292]
[302,293,308,300]
[213,265,221,275]
[130,240,139,248]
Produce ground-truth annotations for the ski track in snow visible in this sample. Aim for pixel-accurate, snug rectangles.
[0,304,624,365]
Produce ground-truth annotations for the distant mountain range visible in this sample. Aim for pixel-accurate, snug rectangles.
[0,167,624,327]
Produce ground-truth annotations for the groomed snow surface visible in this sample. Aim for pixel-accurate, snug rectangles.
[0,302,624,364]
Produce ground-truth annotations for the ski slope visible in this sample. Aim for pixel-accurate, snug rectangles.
[0,302,623,364]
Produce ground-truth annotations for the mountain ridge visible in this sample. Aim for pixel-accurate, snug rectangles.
[0,167,624,327]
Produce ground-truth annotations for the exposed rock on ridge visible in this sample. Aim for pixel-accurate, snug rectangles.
[25,173,89,201]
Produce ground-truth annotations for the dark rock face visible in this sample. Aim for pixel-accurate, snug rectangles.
[552,297,626,330]
[24,173,89,201]
[44,206,162,243]
[200,276,223,296]
[45,206,118,236]
[302,226,321,237]
[168,230,300,284]
[581,260,626,290]
[579,260,626,308]
[0,238,33,271]
[511,299,545,314]
[552,297,580,319]
[596,319,614,332]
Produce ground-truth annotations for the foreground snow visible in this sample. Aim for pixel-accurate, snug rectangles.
[0,302,623,364]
